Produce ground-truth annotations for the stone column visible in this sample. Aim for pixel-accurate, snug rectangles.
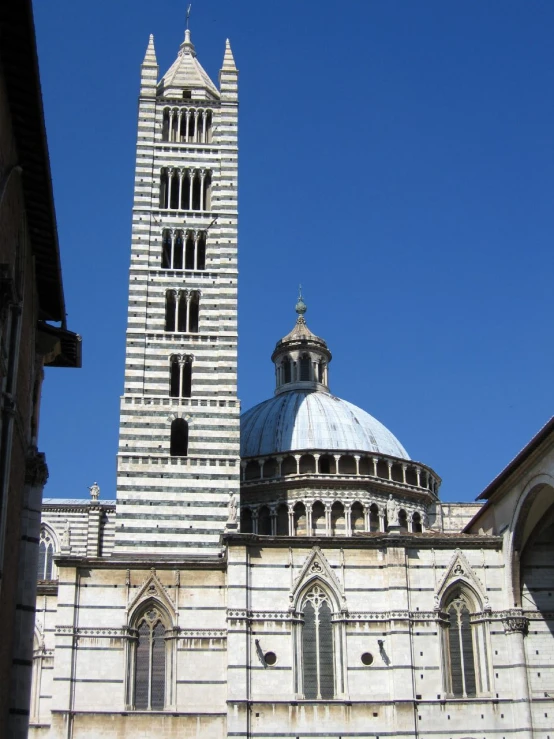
[363,505,370,532]
[325,503,332,537]
[288,505,294,536]
[169,108,174,141]
[371,456,378,476]
[345,503,352,536]
[503,612,533,739]
[306,502,313,536]
[270,507,277,536]
[354,455,360,475]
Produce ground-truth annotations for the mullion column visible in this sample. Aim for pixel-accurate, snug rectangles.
[174,291,180,332]
[200,170,206,211]
[185,293,191,333]
[178,170,184,210]
[170,229,176,269]
[178,358,184,398]
[188,169,194,210]
[167,168,173,209]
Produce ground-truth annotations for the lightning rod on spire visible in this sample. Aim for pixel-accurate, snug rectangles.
[186,4,192,30]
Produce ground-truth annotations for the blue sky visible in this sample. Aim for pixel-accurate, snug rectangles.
[33,1,554,502]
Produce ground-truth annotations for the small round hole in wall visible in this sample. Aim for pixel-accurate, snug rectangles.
[264,651,277,666]
[361,652,374,666]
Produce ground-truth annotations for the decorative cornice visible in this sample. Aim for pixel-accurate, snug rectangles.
[180,628,226,638]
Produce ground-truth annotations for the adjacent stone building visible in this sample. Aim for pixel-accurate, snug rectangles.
[30,24,553,739]
[0,1,81,736]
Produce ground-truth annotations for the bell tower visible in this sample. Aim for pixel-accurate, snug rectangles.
[114,29,240,555]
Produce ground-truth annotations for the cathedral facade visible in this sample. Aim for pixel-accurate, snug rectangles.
[30,27,554,739]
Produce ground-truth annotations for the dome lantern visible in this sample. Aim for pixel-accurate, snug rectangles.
[271,291,332,395]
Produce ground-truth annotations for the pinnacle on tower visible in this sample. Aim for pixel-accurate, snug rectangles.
[221,38,237,71]
[140,34,159,97]
[142,34,158,66]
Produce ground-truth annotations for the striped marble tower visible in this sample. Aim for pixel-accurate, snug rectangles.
[114,30,240,555]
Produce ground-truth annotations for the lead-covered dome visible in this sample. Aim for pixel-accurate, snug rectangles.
[241,390,409,459]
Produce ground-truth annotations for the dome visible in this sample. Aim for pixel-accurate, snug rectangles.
[240,390,410,460]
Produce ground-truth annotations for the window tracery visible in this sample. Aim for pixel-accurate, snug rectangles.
[132,605,167,710]
[37,527,55,580]
[441,587,489,697]
[301,585,335,699]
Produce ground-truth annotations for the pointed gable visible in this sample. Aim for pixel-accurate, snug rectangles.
[158,29,219,100]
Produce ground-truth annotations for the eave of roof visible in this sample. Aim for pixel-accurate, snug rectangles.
[0,0,66,321]
[477,415,554,501]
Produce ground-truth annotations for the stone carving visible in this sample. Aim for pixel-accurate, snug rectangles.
[503,610,529,634]
[25,448,49,487]
[310,561,323,573]
[386,494,398,525]
[227,492,238,523]
[61,520,71,551]
[88,481,100,501]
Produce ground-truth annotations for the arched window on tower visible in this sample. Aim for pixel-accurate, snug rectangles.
[182,357,192,398]
[170,357,180,398]
[184,233,195,270]
[161,230,172,269]
[162,109,170,141]
[170,419,188,457]
[192,171,201,211]
[299,354,311,381]
[196,232,206,270]
[132,604,168,710]
[301,585,335,699]
[165,292,176,332]
[37,527,55,580]
[189,293,199,333]
[177,293,188,333]
[173,231,183,270]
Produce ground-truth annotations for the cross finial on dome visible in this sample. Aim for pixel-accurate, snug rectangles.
[295,285,307,317]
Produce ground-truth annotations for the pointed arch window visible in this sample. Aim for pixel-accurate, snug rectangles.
[37,528,55,580]
[441,587,489,697]
[131,605,169,710]
[301,585,335,699]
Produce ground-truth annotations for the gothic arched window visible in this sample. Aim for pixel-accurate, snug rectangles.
[133,606,167,710]
[37,527,55,580]
[441,588,490,697]
[301,585,335,699]
[170,418,188,457]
